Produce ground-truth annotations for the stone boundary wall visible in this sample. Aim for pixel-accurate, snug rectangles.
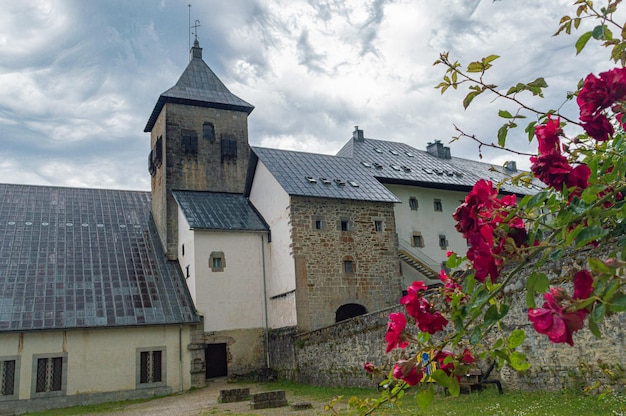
[269,245,626,392]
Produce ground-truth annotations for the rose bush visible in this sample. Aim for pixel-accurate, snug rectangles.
[354,1,626,414]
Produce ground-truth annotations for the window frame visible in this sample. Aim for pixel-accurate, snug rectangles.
[209,251,225,272]
[0,356,19,401]
[409,197,418,211]
[374,220,383,233]
[412,232,425,248]
[136,347,167,389]
[439,234,448,250]
[312,216,324,231]
[339,218,351,232]
[31,353,67,398]
[434,198,443,212]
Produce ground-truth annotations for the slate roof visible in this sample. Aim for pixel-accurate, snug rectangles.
[337,137,540,195]
[249,147,401,203]
[144,40,254,132]
[173,191,269,231]
[0,184,198,332]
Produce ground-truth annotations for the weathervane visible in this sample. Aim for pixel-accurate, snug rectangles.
[192,19,201,43]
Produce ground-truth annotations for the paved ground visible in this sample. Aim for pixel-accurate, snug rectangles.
[80,378,331,416]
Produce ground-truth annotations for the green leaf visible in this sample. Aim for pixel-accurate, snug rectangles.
[467,61,484,73]
[493,338,504,349]
[607,293,626,312]
[589,316,602,338]
[575,226,609,248]
[484,304,500,326]
[592,302,606,323]
[497,125,508,147]
[463,91,480,109]
[588,257,612,274]
[528,272,550,293]
[470,327,482,345]
[509,351,530,371]
[592,24,606,40]
[498,110,513,119]
[431,369,459,396]
[575,31,593,54]
[416,387,434,410]
[483,54,500,65]
[508,329,526,349]
[526,289,536,308]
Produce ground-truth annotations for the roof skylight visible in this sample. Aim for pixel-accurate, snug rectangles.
[306,176,318,184]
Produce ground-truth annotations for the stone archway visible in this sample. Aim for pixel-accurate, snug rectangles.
[335,303,367,323]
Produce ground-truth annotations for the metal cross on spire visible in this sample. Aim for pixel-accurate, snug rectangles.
[192,19,201,43]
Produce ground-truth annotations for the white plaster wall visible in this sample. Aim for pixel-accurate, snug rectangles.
[385,184,468,270]
[0,325,192,400]
[248,161,297,328]
[178,209,197,303]
[192,231,266,332]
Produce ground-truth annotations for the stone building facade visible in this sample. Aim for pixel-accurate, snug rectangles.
[290,196,401,331]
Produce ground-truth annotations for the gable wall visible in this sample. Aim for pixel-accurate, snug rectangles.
[289,196,402,331]
[248,161,297,328]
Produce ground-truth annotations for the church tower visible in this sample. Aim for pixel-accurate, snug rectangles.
[144,39,254,258]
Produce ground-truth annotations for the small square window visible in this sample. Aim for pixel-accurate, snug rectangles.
[412,234,425,248]
[209,251,225,272]
[340,220,350,232]
[312,217,324,230]
[434,199,443,212]
[409,197,418,211]
[344,260,354,274]
[212,257,222,269]
[374,220,383,232]
[439,234,448,249]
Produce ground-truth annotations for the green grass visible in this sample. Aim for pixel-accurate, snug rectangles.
[22,380,626,415]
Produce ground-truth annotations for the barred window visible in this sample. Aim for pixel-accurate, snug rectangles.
[36,357,63,393]
[140,351,162,384]
[0,360,15,396]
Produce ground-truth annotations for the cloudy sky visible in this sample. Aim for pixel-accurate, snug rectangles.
[1,0,618,191]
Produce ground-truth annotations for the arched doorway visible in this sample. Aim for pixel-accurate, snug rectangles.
[335,303,367,323]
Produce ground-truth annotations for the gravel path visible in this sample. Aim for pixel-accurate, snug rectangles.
[79,378,330,416]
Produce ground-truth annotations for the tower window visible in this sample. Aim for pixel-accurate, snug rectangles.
[312,216,324,230]
[182,130,198,155]
[221,137,237,161]
[209,252,225,272]
[203,122,215,141]
[409,197,418,210]
[434,199,443,212]
[374,220,383,232]
[343,256,355,275]
[340,219,350,232]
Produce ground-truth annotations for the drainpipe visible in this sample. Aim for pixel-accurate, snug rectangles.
[179,324,183,392]
[261,234,270,369]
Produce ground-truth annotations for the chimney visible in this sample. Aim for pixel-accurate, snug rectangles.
[352,126,364,142]
[505,161,517,172]
[426,140,451,159]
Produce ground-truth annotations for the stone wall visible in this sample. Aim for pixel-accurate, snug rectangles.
[269,245,626,392]
[289,197,403,331]
[149,103,251,258]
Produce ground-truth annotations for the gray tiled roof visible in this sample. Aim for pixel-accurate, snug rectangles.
[144,42,254,132]
[338,137,540,195]
[173,191,269,231]
[251,147,401,203]
[0,184,198,332]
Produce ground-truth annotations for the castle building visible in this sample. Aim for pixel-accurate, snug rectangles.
[0,39,534,413]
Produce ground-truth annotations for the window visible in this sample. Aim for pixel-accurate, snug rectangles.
[181,244,185,256]
[439,234,448,249]
[374,220,383,232]
[409,197,418,210]
[412,233,425,248]
[203,122,215,141]
[136,347,166,388]
[32,353,66,397]
[221,137,237,160]
[185,265,190,278]
[209,252,225,272]
[181,130,198,155]
[0,357,18,400]
[434,199,443,212]
[340,219,350,232]
[312,217,324,230]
